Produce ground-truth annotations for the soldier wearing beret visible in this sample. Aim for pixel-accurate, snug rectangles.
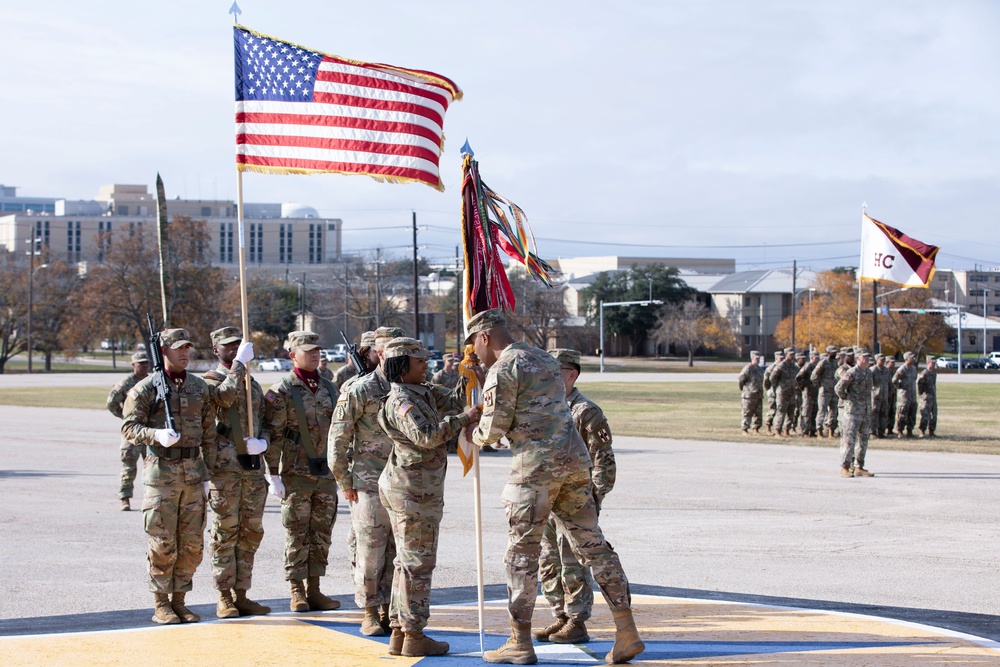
[811,345,840,437]
[835,348,874,477]
[376,337,479,656]
[893,351,919,437]
[122,328,248,625]
[870,353,892,438]
[737,351,765,434]
[107,350,149,511]
[468,309,644,665]
[261,330,340,613]
[203,326,270,618]
[534,348,617,645]
[917,356,938,437]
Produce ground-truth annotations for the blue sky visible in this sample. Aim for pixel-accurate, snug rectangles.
[4,1,999,271]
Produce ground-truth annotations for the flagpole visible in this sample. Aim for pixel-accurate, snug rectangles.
[856,205,866,348]
[466,275,487,656]
[236,169,255,438]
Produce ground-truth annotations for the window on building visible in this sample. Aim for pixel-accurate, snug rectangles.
[970,335,977,346]
[744,296,751,307]
[67,221,81,262]
[280,224,292,263]
[249,223,262,263]
[219,222,234,263]
[201,206,211,217]
[743,315,751,326]
[994,305,1000,313]
[308,223,323,264]
[34,220,50,249]
[744,335,751,345]
[97,220,112,261]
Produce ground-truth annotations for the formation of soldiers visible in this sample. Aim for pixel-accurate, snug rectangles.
[109,314,644,664]
[737,346,940,475]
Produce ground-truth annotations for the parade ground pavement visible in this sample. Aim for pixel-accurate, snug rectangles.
[2,383,1000,665]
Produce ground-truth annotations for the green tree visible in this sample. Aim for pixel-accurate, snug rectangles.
[0,253,27,373]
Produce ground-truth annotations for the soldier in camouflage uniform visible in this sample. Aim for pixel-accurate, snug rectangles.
[262,331,341,613]
[122,328,247,625]
[203,326,270,618]
[328,326,403,637]
[763,350,782,434]
[917,355,938,437]
[870,353,892,438]
[886,357,898,428]
[376,337,479,657]
[811,345,839,438]
[835,348,874,478]
[769,347,797,437]
[469,309,644,666]
[534,349,617,645]
[107,350,149,511]
[430,353,461,388]
[318,356,335,382]
[892,351,919,438]
[790,351,807,433]
[332,331,379,396]
[796,350,819,437]
[834,347,854,433]
[737,351,765,434]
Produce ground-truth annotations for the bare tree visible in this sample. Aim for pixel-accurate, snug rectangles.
[653,299,734,366]
[0,253,27,373]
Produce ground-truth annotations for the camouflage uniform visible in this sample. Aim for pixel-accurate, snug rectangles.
[328,366,396,609]
[539,381,616,624]
[763,351,782,432]
[811,347,839,436]
[737,355,764,432]
[769,351,796,435]
[835,357,872,471]
[917,361,937,436]
[886,359,898,428]
[377,342,470,632]
[870,356,892,437]
[430,366,460,389]
[122,353,239,595]
[319,365,335,382]
[204,359,266,594]
[262,368,338,582]
[108,370,146,500]
[332,364,358,396]
[892,356,919,436]
[796,355,819,437]
[834,351,854,432]
[472,341,632,626]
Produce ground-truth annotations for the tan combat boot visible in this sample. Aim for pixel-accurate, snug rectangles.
[853,466,875,478]
[607,609,645,664]
[550,619,589,644]
[402,629,450,657]
[290,579,309,612]
[306,575,340,610]
[533,615,568,642]
[233,588,271,616]
[216,590,240,618]
[120,498,131,511]
[840,466,854,478]
[170,592,200,623]
[152,593,181,625]
[483,621,536,664]
[388,627,405,655]
[361,606,385,636]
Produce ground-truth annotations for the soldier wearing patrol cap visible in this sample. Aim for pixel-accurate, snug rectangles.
[261,330,341,613]
[328,326,405,637]
[917,355,938,437]
[796,350,819,437]
[122,328,250,625]
[892,351,919,437]
[203,326,270,618]
[737,351,765,434]
[467,309,644,665]
[107,349,150,510]
[870,353,892,438]
[835,348,874,477]
[763,350,783,434]
[769,347,797,437]
[376,337,479,657]
[811,345,840,437]
[534,348,617,645]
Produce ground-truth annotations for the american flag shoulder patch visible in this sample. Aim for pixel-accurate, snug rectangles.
[264,390,276,403]
[398,403,414,418]
[127,389,139,400]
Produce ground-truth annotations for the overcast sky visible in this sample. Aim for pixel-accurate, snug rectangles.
[4,1,999,273]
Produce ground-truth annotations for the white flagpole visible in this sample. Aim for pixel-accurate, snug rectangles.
[236,170,255,437]
[472,425,486,654]
[856,204,866,347]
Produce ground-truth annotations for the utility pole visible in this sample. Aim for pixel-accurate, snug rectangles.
[872,280,879,354]
[375,248,381,327]
[455,244,462,355]
[300,271,306,330]
[791,260,797,350]
[343,262,349,338]
[412,211,420,340]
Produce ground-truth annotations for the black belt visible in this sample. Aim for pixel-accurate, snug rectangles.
[147,445,199,460]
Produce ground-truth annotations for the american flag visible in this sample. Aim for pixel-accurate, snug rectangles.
[234,26,462,191]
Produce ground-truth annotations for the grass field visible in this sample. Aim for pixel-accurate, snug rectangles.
[1,381,996,454]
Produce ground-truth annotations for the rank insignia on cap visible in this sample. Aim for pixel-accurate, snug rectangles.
[398,403,413,418]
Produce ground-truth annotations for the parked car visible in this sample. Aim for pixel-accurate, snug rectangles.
[322,346,347,363]
[962,358,986,369]
[935,357,958,369]
[426,350,444,373]
[258,358,292,371]
[985,352,1000,369]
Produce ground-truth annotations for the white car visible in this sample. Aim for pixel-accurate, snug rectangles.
[322,347,347,363]
[258,358,291,371]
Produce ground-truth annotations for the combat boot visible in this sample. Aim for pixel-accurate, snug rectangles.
[840,466,854,478]
[289,579,309,612]
[233,588,271,616]
[817,426,825,438]
[484,621,536,664]
[928,428,935,438]
[306,575,340,610]
[741,428,749,435]
[120,498,131,511]
[550,619,589,644]
[402,629,450,657]
[152,593,181,625]
[388,627,404,655]
[919,428,926,437]
[361,606,385,636]
[379,603,391,632]
[906,428,914,438]
[853,466,874,478]
[533,615,568,642]
[607,609,645,664]
[170,592,200,623]
[216,589,240,618]
[766,424,774,435]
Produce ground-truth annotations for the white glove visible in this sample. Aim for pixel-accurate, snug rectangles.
[245,437,268,455]
[204,481,211,498]
[235,340,255,365]
[267,475,286,500]
[154,429,181,447]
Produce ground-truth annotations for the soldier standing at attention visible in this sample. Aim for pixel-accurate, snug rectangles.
[892,351,919,438]
[870,353,892,438]
[737,351,765,434]
[468,309,644,665]
[763,350,782,434]
[328,326,404,636]
[122,328,247,625]
[790,351,808,433]
[835,348,874,478]
[811,345,839,438]
[377,337,480,657]
[107,350,149,511]
[535,349,617,645]
[430,353,461,388]
[917,355,938,437]
[262,331,341,613]
[770,347,797,437]
[886,356,898,428]
[332,331,378,396]
[834,348,854,434]
[796,350,819,437]
[318,355,335,382]
[203,326,270,618]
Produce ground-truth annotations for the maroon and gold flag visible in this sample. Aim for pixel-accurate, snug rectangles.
[859,213,939,287]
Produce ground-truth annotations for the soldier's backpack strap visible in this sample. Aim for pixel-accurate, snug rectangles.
[290,385,330,476]
[320,378,337,405]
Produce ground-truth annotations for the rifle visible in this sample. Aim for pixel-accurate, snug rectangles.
[146,313,177,432]
[341,330,368,377]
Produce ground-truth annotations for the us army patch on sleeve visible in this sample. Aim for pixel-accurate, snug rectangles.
[264,390,276,403]
[398,403,413,418]
[127,389,139,400]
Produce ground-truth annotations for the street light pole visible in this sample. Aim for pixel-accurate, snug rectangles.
[27,238,35,374]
